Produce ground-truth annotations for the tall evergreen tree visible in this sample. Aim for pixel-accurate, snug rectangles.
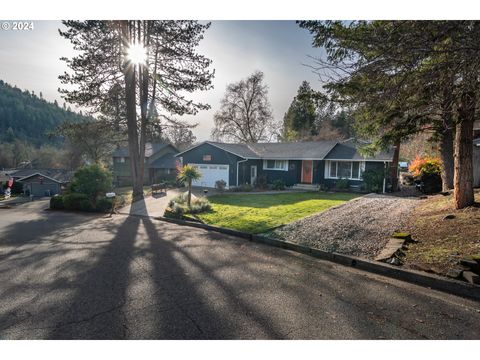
[59,21,214,201]
[299,20,480,208]
[282,81,318,141]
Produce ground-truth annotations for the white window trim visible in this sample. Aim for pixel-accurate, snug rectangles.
[324,160,365,180]
[263,159,289,171]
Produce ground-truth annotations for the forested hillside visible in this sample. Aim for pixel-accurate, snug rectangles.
[0,80,87,146]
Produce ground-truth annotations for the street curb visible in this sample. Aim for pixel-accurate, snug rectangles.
[155,215,480,302]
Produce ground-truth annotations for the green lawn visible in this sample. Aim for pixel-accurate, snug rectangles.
[196,191,360,234]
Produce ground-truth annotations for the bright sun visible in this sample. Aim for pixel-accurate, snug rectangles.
[127,43,147,65]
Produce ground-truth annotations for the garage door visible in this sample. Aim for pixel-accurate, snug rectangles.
[191,164,229,188]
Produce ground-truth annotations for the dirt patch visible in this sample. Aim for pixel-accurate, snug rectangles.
[403,190,480,276]
[270,194,419,259]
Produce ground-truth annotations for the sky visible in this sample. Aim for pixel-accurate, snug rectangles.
[0,20,326,141]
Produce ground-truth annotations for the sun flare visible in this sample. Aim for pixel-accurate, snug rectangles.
[127,43,147,65]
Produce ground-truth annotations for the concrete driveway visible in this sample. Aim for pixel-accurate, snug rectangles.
[118,189,181,217]
[0,200,479,339]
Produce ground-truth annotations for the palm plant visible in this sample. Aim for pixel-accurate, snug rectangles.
[177,164,202,208]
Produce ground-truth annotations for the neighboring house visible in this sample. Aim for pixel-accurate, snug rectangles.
[112,142,179,186]
[474,138,480,188]
[9,169,73,197]
[176,139,394,190]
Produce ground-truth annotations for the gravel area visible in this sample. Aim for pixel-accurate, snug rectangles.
[270,193,420,259]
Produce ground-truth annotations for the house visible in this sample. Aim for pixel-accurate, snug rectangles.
[112,142,179,186]
[9,168,74,197]
[176,139,395,190]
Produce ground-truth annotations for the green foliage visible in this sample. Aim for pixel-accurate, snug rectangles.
[282,81,318,141]
[95,196,114,212]
[362,169,384,193]
[50,195,65,210]
[69,164,112,207]
[10,180,24,195]
[335,178,349,190]
[177,164,202,185]
[232,184,253,192]
[0,80,88,147]
[167,193,212,217]
[215,179,227,192]
[255,175,268,189]
[62,193,93,211]
[271,179,286,190]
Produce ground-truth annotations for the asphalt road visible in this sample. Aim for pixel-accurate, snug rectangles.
[0,200,479,339]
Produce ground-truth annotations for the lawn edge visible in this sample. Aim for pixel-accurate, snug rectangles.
[155,215,480,302]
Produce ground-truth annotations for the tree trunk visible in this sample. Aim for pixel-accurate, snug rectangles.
[454,90,475,209]
[439,126,455,191]
[390,141,400,192]
[439,80,455,191]
[187,179,192,208]
[121,21,144,202]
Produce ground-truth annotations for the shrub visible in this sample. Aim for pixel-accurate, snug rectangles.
[215,179,227,192]
[10,181,23,195]
[167,192,211,215]
[408,156,442,177]
[232,183,253,192]
[408,156,442,194]
[69,164,112,207]
[63,192,93,211]
[362,169,384,193]
[271,179,286,190]
[95,196,114,213]
[255,175,268,189]
[50,195,65,210]
[335,178,349,190]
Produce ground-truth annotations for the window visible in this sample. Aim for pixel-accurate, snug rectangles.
[326,161,363,180]
[263,160,288,171]
[203,154,212,161]
[117,157,125,163]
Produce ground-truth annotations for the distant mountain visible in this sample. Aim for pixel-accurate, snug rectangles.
[0,80,89,146]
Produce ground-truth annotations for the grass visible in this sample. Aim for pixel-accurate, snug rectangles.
[404,189,480,276]
[196,191,360,234]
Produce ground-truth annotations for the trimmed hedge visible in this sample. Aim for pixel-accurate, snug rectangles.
[50,193,122,213]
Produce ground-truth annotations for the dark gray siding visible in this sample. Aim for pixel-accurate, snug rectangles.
[20,176,61,196]
[474,145,480,187]
[238,159,301,186]
[179,143,244,186]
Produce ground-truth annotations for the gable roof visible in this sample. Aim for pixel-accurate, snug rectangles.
[176,140,394,161]
[113,143,174,158]
[148,152,177,169]
[324,139,394,161]
[14,169,74,183]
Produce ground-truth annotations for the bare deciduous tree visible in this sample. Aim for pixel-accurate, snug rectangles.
[212,71,278,143]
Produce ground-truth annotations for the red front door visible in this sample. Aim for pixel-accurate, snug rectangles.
[301,160,313,184]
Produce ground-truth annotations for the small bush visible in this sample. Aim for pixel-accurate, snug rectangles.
[10,181,23,195]
[69,164,113,207]
[95,196,114,213]
[232,184,253,192]
[335,178,349,190]
[215,179,227,192]
[168,193,211,215]
[255,175,268,189]
[408,156,442,177]
[189,197,212,214]
[408,156,442,194]
[271,179,286,190]
[50,195,65,210]
[63,192,93,211]
[362,169,384,193]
